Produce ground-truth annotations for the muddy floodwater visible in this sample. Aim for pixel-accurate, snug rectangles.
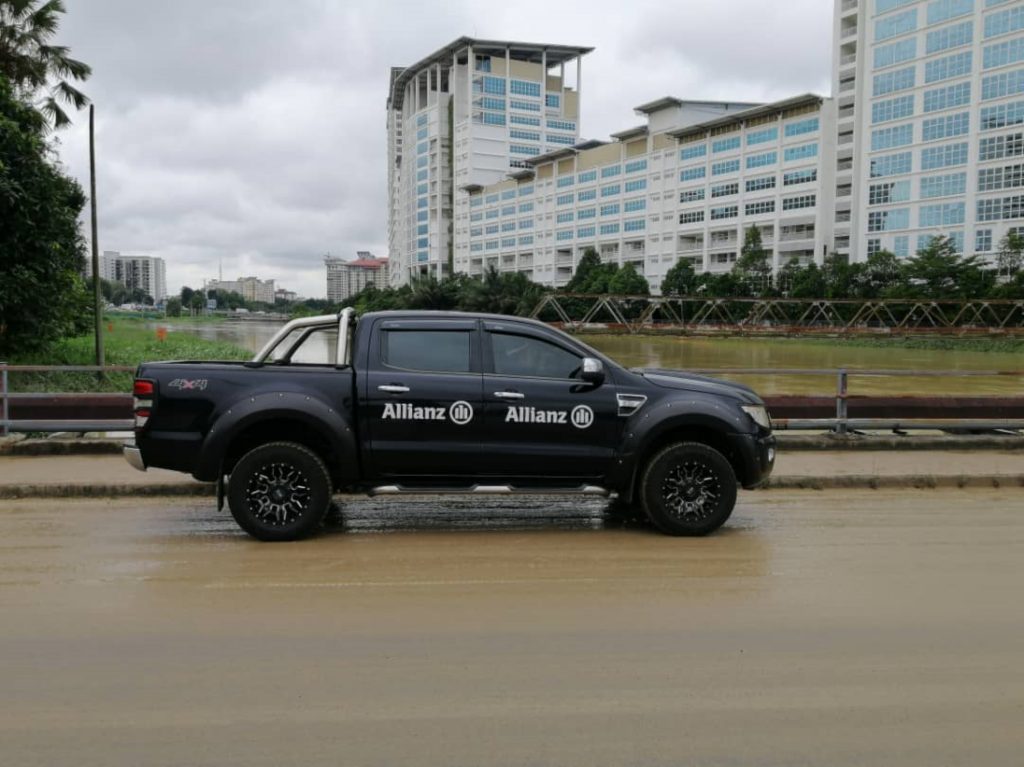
[158,319,1024,396]
[1,490,1023,766]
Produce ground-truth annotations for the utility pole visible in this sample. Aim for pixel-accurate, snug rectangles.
[89,104,104,371]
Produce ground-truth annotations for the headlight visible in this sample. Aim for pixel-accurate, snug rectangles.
[741,405,771,430]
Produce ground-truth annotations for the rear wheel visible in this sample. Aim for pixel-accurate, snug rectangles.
[640,442,737,536]
[227,441,332,541]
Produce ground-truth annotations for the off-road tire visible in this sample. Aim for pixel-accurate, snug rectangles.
[640,441,737,536]
[227,441,332,541]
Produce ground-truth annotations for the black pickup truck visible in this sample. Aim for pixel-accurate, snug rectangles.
[126,309,775,540]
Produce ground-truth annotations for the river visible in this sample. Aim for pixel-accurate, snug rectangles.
[156,319,1024,396]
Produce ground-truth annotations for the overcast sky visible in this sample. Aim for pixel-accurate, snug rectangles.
[55,0,832,298]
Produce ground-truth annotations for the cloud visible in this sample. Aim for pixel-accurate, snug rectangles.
[55,0,834,297]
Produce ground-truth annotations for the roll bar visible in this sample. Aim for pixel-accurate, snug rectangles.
[249,308,355,366]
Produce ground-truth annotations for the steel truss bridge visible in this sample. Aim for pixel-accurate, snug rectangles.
[529,294,1024,335]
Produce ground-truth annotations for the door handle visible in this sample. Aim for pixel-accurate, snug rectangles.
[493,391,525,400]
[378,385,410,393]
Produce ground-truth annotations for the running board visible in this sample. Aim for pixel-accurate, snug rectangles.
[368,484,610,497]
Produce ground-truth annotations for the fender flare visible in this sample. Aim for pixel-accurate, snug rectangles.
[194,391,357,481]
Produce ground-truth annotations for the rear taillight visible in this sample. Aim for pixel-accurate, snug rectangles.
[133,379,155,428]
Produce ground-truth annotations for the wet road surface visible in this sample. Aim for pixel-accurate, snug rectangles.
[1,490,1022,766]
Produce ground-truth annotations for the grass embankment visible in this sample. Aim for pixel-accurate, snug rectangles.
[6,319,249,393]
[773,335,1024,354]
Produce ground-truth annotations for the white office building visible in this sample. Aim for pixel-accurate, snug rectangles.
[325,253,390,301]
[387,37,591,286]
[88,251,167,302]
[464,95,836,293]
[833,0,1024,262]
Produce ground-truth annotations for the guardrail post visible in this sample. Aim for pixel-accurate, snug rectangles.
[0,362,8,437]
[835,368,848,435]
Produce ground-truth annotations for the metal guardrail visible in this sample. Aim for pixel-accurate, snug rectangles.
[1,363,1023,436]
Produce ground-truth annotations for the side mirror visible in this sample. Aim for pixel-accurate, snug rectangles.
[581,357,605,386]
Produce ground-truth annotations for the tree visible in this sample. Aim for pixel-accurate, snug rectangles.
[180,286,195,306]
[996,231,1024,280]
[905,235,991,298]
[0,0,90,128]
[850,249,904,298]
[661,259,697,296]
[735,226,772,296]
[607,262,649,295]
[566,247,618,294]
[0,74,90,355]
[165,297,182,317]
[778,259,826,298]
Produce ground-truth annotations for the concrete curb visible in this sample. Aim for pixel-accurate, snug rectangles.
[2,475,1022,499]
[5,435,1024,456]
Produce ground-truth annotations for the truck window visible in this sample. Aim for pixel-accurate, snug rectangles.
[490,333,581,379]
[268,327,337,365]
[382,330,472,373]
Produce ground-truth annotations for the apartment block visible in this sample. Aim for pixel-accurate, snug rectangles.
[206,276,276,304]
[464,95,836,293]
[834,0,1024,261]
[325,253,390,302]
[88,251,167,302]
[387,37,591,286]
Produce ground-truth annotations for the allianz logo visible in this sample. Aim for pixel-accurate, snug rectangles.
[506,405,594,429]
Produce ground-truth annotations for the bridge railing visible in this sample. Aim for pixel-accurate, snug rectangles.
[531,294,1024,335]
[2,362,1023,437]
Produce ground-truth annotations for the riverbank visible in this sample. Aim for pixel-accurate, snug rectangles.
[5,319,250,392]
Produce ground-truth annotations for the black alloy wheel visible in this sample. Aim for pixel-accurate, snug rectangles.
[640,442,737,536]
[227,441,332,541]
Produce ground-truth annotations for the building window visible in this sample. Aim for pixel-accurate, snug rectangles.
[784,117,820,137]
[624,179,647,193]
[509,79,541,97]
[976,229,993,251]
[984,5,1024,39]
[747,175,777,191]
[601,183,621,197]
[875,37,918,68]
[925,20,973,55]
[982,68,1024,100]
[518,201,534,213]
[545,94,560,109]
[510,144,540,156]
[577,226,595,239]
[927,0,973,26]
[875,9,917,42]
[710,205,738,220]
[681,166,707,181]
[782,194,816,211]
[711,182,740,198]
[867,238,882,257]
[784,142,819,161]
[577,207,597,220]
[924,51,973,84]
[747,127,779,146]
[556,212,573,224]
[624,198,646,213]
[625,159,648,173]
[921,171,968,197]
[601,203,620,216]
[746,151,777,169]
[977,195,1024,221]
[978,162,1024,191]
[577,170,598,184]
[983,37,1024,69]
[869,180,912,204]
[981,100,1024,130]
[600,223,620,235]
[548,119,576,132]
[921,111,970,141]
[783,168,817,185]
[518,185,533,197]
[919,202,966,227]
[679,210,705,224]
[894,235,910,257]
[680,144,707,160]
[745,200,776,216]
[872,95,915,124]
[920,141,969,169]
[510,99,540,112]
[681,188,707,202]
[485,223,500,234]
[578,189,597,202]
[557,176,575,188]
[711,159,741,176]
[712,136,741,153]
[556,229,573,241]
[867,208,910,231]
[623,218,646,232]
[923,82,971,112]
[979,131,1024,160]
[871,124,914,151]
[510,129,540,142]
[511,114,541,127]
[601,164,622,178]
[518,219,534,230]
[872,66,915,97]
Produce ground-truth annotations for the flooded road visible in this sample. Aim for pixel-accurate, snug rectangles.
[2,490,1022,766]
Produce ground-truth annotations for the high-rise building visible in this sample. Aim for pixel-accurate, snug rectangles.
[325,253,390,301]
[834,0,1024,262]
[387,37,591,286]
[206,276,276,304]
[87,251,167,302]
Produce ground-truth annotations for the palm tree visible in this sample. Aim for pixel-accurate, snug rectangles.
[0,0,90,128]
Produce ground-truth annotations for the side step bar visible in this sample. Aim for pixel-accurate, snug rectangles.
[368,484,609,497]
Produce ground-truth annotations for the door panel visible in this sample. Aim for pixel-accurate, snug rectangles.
[364,320,482,479]
[480,329,619,480]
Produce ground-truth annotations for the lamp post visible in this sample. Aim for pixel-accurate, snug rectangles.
[89,103,104,372]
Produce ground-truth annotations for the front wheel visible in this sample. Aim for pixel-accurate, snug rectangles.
[227,441,332,541]
[640,442,737,536]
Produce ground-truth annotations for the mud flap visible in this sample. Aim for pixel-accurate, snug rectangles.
[216,472,226,511]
